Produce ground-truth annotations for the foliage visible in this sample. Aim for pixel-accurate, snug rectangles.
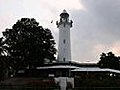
[75,77,120,88]
[0,38,10,80]
[2,18,56,71]
[98,52,120,70]
[0,56,10,80]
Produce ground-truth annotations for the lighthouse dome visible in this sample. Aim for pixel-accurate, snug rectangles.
[60,10,69,18]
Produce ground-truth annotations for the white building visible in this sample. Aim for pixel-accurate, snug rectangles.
[56,10,73,62]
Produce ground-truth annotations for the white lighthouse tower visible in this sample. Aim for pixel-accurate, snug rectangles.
[56,10,73,62]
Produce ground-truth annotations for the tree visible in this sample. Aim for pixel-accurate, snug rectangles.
[2,18,56,71]
[0,37,6,56]
[98,52,120,70]
[0,38,10,80]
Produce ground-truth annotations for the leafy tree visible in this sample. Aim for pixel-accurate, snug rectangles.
[2,18,56,71]
[0,37,6,56]
[0,56,10,80]
[98,52,120,70]
[0,38,10,80]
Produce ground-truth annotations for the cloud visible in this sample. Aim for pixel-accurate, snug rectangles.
[92,41,120,59]
[43,0,85,11]
[70,0,120,62]
[110,41,120,56]
[81,0,120,37]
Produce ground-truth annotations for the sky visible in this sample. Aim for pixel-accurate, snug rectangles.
[0,0,120,63]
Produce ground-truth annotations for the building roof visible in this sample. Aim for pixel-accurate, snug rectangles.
[36,65,79,69]
[36,62,120,74]
[71,67,120,74]
[44,61,98,67]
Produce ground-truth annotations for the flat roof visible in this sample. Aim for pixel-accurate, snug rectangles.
[36,65,79,69]
[37,64,120,74]
[71,67,120,74]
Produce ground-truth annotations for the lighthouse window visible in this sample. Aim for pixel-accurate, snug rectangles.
[63,58,66,61]
[63,40,66,44]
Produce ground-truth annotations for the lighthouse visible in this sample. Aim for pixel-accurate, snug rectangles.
[56,10,73,62]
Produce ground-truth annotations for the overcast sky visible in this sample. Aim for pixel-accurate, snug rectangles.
[0,0,120,63]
